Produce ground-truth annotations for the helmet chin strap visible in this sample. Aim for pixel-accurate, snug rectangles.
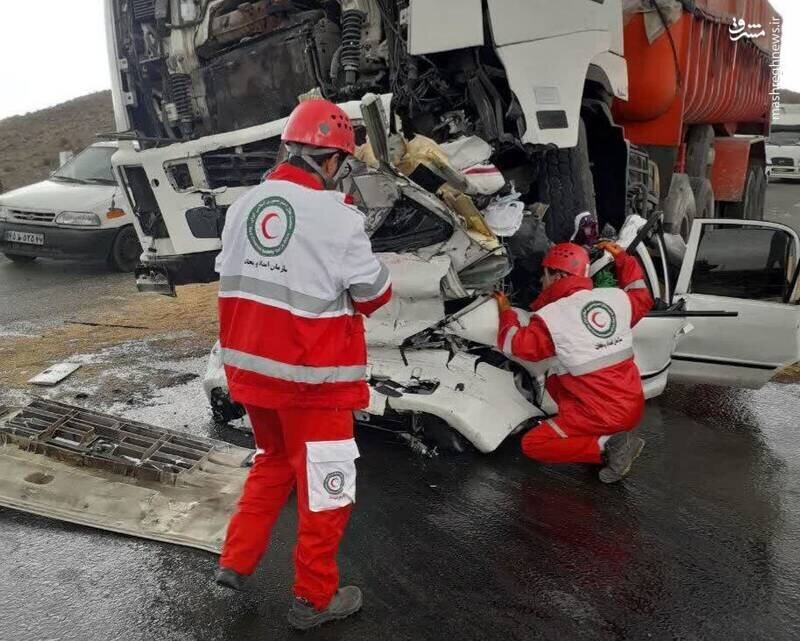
[286,143,350,191]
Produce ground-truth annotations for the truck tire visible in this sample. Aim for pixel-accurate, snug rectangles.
[689,177,715,219]
[685,125,715,178]
[536,119,596,243]
[751,165,766,221]
[662,173,696,239]
[107,225,142,272]
[4,253,37,264]
[724,161,765,221]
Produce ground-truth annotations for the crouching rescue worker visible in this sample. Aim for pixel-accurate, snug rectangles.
[495,241,653,483]
[213,99,392,629]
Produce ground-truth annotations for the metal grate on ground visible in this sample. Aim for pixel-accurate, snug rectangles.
[0,398,214,485]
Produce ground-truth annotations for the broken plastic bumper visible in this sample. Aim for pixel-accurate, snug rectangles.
[363,348,541,453]
[135,251,220,295]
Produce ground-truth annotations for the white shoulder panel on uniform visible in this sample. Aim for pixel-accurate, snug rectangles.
[535,288,634,376]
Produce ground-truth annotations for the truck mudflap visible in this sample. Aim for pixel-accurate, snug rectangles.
[0,400,253,553]
[365,348,542,454]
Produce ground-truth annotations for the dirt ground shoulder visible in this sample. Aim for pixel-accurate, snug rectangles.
[1,284,218,388]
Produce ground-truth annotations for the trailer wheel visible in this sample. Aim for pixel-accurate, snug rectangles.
[689,177,715,219]
[750,165,766,221]
[725,162,766,221]
[685,125,715,178]
[536,118,596,243]
[662,173,696,239]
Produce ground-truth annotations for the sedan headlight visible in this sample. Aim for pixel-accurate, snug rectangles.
[0,206,9,221]
[55,211,101,227]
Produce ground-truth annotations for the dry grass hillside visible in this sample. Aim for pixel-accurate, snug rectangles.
[0,91,114,194]
[780,89,800,104]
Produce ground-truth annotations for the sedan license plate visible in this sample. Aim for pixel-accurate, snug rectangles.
[4,230,44,245]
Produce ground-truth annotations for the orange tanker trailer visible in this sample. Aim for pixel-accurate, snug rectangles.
[614,0,780,231]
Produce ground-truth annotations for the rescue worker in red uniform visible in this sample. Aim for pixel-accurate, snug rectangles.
[496,241,653,483]
[213,100,392,630]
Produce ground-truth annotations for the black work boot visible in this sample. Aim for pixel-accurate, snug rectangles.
[215,566,247,591]
[599,432,645,484]
[287,586,363,630]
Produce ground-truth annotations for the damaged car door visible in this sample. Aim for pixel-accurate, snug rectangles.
[669,219,800,388]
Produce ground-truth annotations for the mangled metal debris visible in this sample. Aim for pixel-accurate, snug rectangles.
[0,399,253,552]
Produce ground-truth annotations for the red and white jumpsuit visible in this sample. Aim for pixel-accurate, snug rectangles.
[498,252,653,464]
[216,162,392,609]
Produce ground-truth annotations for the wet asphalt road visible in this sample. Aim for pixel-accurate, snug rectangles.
[1,182,800,640]
[0,257,134,334]
[2,382,800,641]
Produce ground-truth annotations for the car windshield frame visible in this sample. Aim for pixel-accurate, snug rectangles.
[51,145,117,185]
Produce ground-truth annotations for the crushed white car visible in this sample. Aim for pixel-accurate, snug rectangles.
[101,0,800,452]
[205,200,800,452]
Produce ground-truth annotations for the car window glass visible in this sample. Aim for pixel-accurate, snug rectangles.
[53,146,116,183]
[691,225,794,301]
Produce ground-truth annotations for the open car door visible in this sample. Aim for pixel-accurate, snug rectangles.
[670,218,800,389]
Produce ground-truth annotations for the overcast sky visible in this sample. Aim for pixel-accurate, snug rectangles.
[0,0,798,122]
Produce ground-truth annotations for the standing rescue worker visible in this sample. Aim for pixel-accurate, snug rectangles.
[495,241,653,483]
[214,99,392,630]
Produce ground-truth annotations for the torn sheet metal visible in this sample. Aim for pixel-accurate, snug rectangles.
[0,400,251,553]
[367,348,540,453]
[28,362,82,386]
[444,296,499,347]
[366,254,452,346]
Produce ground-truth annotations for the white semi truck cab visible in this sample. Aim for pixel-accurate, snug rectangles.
[105,0,628,290]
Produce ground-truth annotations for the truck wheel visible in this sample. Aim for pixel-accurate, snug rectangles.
[689,177,715,219]
[662,173,696,239]
[4,253,37,263]
[107,225,142,272]
[685,125,715,178]
[536,118,596,243]
[724,162,765,221]
[750,165,766,221]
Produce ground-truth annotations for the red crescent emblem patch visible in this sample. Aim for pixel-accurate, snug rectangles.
[260,212,279,240]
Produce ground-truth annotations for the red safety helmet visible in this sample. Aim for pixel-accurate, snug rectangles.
[281,99,356,155]
[542,243,590,277]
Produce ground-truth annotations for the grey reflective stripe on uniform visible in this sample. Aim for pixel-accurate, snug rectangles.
[219,275,349,315]
[624,279,647,291]
[567,347,635,376]
[349,263,391,302]
[222,348,366,384]
[502,326,519,354]
[548,420,568,438]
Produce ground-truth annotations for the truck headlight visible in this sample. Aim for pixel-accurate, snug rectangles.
[55,211,101,226]
[0,206,8,221]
